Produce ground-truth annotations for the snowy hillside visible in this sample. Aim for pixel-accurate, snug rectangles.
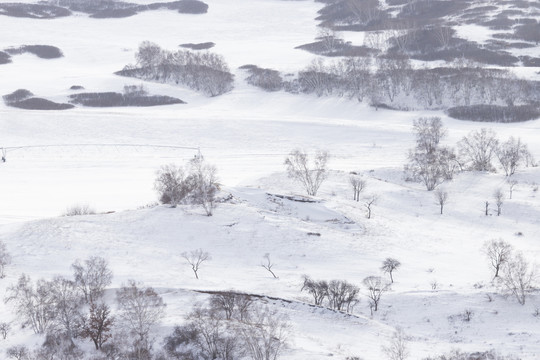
[0,0,540,359]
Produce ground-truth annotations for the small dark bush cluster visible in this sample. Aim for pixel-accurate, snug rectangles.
[8,98,75,110]
[241,65,283,92]
[0,50,11,64]
[69,91,184,107]
[3,89,34,103]
[4,45,63,59]
[69,85,85,90]
[296,39,378,57]
[0,3,71,18]
[3,90,74,110]
[117,41,234,96]
[447,105,540,123]
[180,41,215,50]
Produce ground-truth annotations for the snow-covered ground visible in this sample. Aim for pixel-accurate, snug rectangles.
[0,0,540,359]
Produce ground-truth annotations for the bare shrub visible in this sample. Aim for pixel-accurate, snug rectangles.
[382,327,409,360]
[482,239,513,279]
[284,149,329,196]
[0,240,12,278]
[243,65,283,92]
[72,256,113,303]
[64,203,96,216]
[381,258,401,283]
[364,194,378,219]
[6,345,30,360]
[363,276,390,313]
[154,164,193,206]
[181,249,211,279]
[462,309,474,322]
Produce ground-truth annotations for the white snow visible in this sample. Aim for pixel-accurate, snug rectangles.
[0,0,540,359]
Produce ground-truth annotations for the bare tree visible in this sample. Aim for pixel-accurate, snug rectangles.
[284,149,329,196]
[154,164,193,207]
[364,194,378,219]
[508,179,518,200]
[500,252,537,305]
[482,239,513,279]
[327,280,360,313]
[493,188,504,216]
[209,292,253,321]
[434,188,449,214]
[433,26,454,49]
[0,240,11,278]
[382,327,409,360]
[405,117,457,190]
[182,249,211,279]
[116,280,166,357]
[458,128,499,172]
[363,276,389,313]
[0,322,10,339]
[496,137,531,176]
[4,274,56,334]
[301,276,329,306]
[189,154,219,216]
[49,276,82,342]
[381,258,401,283]
[261,253,277,279]
[72,256,113,304]
[350,175,366,201]
[79,301,114,350]
[239,305,290,360]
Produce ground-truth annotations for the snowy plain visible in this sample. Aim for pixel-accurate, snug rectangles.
[0,0,540,359]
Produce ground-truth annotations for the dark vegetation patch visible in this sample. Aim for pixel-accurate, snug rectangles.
[8,98,75,110]
[295,39,377,57]
[0,51,11,65]
[5,45,63,59]
[447,105,540,123]
[514,22,540,44]
[485,40,534,50]
[180,42,215,50]
[240,65,283,92]
[90,7,137,18]
[117,42,233,97]
[482,17,515,30]
[3,90,73,110]
[69,85,85,90]
[46,0,207,18]
[3,89,33,103]
[69,86,184,107]
[0,3,71,18]
[399,0,470,20]
[520,56,540,67]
